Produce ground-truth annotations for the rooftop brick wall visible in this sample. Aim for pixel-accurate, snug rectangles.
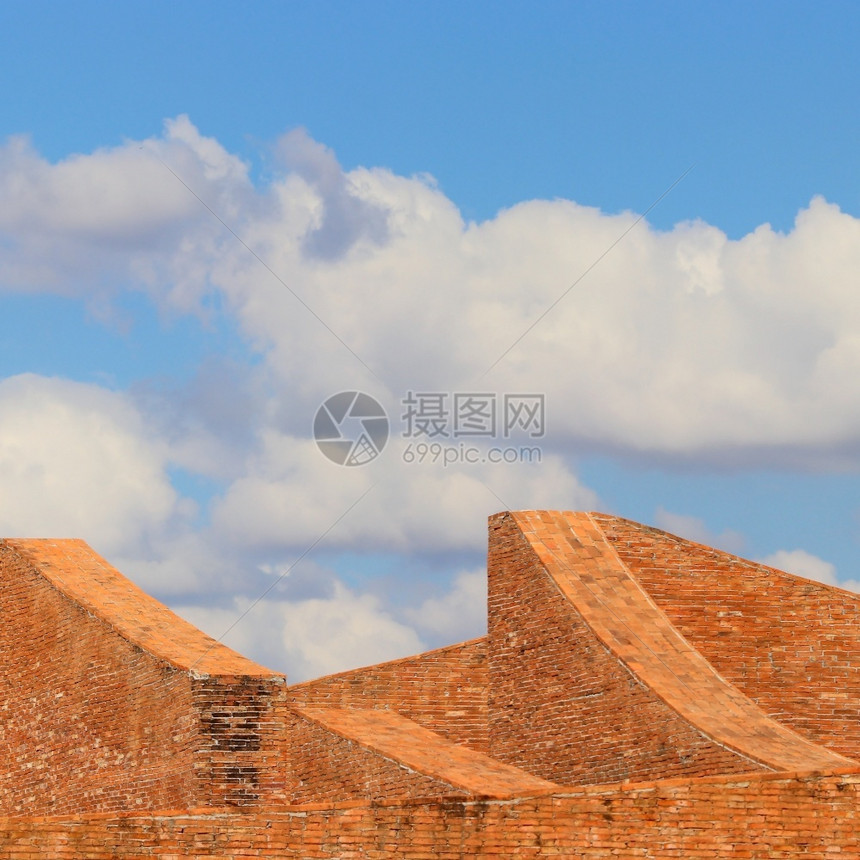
[289,638,489,752]
[2,768,858,858]
[287,708,461,804]
[486,511,768,784]
[0,539,288,815]
[3,510,860,857]
[593,513,860,761]
[288,706,554,803]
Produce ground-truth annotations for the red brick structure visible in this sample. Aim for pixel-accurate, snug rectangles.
[1,511,859,857]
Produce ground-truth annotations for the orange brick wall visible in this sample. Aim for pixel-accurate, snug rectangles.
[289,639,489,752]
[4,512,860,856]
[1,769,858,858]
[0,545,201,815]
[286,710,457,803]
[594,514,860,761]
[190,676,289,808]
[485,512,764,785]
[0,542,288,815]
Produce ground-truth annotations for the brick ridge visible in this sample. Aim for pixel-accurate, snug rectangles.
[292,705,558,798]
[585,511,767,695]
[589,510,860,599]
[1,538,282,679]
[509,510,855,773]
[287,636,487,691]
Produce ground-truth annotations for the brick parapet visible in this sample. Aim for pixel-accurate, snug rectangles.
[286,708,465,804]
[4,509,860,856]
[191,676,289,808]
[290,706,556,801]
[1,768,858,858]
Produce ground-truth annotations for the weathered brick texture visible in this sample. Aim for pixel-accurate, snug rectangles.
[0,769,858,858]
[489,511,808,785]
[0,539,287,815]
[287,708,467,803]
[594,512,860,761]
[288,706,554,803]
[289,638,488,752]
[2,512,859,857]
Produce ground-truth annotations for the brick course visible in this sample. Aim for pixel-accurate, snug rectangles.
[1,769,858,858]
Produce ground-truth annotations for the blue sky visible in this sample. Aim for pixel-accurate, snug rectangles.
[2,2,859,680]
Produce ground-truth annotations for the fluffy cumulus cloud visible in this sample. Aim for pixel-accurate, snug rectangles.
[0,373,237,596]
[6,117,860,676]
[0,116,251,311]
[404,568,487,644]
[177,561,490,682]
[181,124,860,463]
[177,581,425,682]
[209,431,595,556]
[0,374,183,553]
[6,117,860,463]
[760,548,838,584]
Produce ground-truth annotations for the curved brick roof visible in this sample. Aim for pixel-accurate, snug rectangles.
[590,512,860,761]
[1,538,279,678]
[509,511,854,773]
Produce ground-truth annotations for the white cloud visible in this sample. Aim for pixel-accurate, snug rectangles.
[760,548,837,584]
[201,132,860,464]
[0,116,250,311]
[759,548,860,593]
[404,568,487,644]
[0,374,244,598]
[0,374,184,554]
[177,565,491,683]
[7,120,860,674]
[7,120,860,465]
[177,581,424,683]
[277,128,390,260]
[209,432,596,555]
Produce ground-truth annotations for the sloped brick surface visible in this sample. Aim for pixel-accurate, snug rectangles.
[487,511,852,785]
[4,539,276,676]
[593,512,860,761]
[287,707,464,803]
[0,539,288,815]
[291,706,556,801]
[290,638,488,751]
